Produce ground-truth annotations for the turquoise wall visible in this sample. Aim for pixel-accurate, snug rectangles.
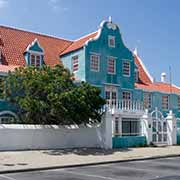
[60,20,180,118]
[61,48,86,81]
[84,21,135,98]
[113,136,147,148]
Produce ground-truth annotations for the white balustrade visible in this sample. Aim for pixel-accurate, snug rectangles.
[106,100,144,112]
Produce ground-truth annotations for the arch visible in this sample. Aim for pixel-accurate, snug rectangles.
[151,108,164,120]
[0,111,19,120]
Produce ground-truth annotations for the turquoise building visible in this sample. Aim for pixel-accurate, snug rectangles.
[60,18,180,147]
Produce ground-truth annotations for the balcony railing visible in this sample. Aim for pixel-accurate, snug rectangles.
[106,100,144,112]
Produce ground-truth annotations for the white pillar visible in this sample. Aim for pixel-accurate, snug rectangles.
[103,110,113,149]
[166,110,177,145]
[141,109,152,145]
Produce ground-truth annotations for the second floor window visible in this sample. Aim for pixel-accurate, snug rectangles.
[122,91,131,100]
[123,61,130,77]
[162,95,169,110]
[90,54,100,72]
[108,36,115,48]
[178,96,180,111]
[144,92,152,109]
[72,55,78,72]
[107,57,116,74]
[30,54,41,67]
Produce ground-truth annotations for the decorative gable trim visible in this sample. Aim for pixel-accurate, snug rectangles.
[134,49,153,83]
[26,38,44,55]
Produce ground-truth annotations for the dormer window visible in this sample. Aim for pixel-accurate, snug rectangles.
[108,36,115,48]
[30,54,41,67]
[25,39,44,67]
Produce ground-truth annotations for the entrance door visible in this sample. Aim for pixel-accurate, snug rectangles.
[105,85,118,105]
[152,110,167,144]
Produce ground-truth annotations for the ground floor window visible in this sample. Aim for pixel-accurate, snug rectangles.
[122,118,141,136]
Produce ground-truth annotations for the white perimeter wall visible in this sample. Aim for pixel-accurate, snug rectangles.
[0,112,112,151]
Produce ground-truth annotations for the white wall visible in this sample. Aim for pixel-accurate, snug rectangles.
[0,112,112,151]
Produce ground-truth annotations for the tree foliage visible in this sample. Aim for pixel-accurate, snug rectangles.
[2,65,106,125]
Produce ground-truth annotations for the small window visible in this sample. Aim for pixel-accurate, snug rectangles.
[144,92,152,109]
[72,56,78,72]
[123,61,130,77]
[162,95,169,110]
[178,96,180,111]
[108,36,115,48]
[134,69,139,82]
[122,91,131,100]
[107,57,116,74]
[90,54,100,72]
[30,54,41,67]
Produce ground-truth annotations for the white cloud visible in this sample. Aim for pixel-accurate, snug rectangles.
[0,0,8,9]
[48,0,68,12]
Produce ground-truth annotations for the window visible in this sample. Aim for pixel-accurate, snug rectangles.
[30,54,41,67]
[72,55,78,72]
[123,61,130,77]
[108,36,115,48]
[122,91,131,100]
[90,54,100,72]
[122,118,141,136]
[144,92,152,109]
[162,95,169,110]
[178,96,180,111]
[134,69,139,82]
[107,57,116,74]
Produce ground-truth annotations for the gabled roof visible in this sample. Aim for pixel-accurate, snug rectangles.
[135,82,180,94]
[0,26,73,66]
[61,31,98,56]
[134,50,180,94]
[134,50,153,84]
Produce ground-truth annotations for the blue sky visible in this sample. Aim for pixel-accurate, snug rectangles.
[0,0,180,85]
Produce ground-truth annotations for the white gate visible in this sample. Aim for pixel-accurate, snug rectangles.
[151,109,168,144]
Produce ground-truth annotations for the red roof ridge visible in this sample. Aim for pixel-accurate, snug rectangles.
[74,30,98,42]
[61,31,98,56]
[0,25,73,43]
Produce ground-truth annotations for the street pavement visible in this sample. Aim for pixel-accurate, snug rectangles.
[0,157,180,180]
[0,146,180,173]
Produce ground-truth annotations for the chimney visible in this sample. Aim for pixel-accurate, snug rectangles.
[161,72,166,83]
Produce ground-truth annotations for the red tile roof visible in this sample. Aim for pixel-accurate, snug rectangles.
[61,31,98,56]
[135,82,180,94]
[134,52,180,94]
[134,53,152,84]
[0,26,73,66]
[0,65,19,73]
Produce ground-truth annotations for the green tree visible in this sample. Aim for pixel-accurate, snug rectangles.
[2,65,105,125]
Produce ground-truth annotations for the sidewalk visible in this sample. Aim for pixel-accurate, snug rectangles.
[0,146,180,174]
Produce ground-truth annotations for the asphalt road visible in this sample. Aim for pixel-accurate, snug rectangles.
[0,157,180,180]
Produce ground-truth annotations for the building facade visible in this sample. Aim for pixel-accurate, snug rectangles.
[0,18,180,147]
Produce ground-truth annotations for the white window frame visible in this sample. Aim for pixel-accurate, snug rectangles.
[122,118,141,136]
[72,55,79,72]
[123,60,131,77]
[144,92,152,109]
[178,96,180,111]
[30,53,41,67]
[90,54,100,72]
[108,35,115,48]
[107,56,116,75]
[122,91,132,100]
[162,95,169,110]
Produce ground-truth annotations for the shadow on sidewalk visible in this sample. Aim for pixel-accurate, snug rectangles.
[42,148,132,156]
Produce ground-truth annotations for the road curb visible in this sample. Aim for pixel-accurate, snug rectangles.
[0,154,180,174]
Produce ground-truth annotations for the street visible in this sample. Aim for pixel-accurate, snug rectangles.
[0,157,180,180]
